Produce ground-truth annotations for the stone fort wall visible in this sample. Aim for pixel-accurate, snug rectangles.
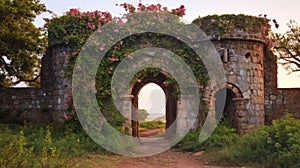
[0,19,300,128]
[0,46,71,124]
[264,55,300,124]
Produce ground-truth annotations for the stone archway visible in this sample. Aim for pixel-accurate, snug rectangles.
[130,72,178,138]
[214,83,244,131]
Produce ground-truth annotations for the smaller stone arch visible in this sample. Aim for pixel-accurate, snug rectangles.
[214,83,243,128]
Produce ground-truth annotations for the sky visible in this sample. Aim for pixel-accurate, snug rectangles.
[138,83,166,120]
[33,1,300,117]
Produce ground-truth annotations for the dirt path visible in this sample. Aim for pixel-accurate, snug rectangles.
[139,128,164,137]
[76,129,241,168]
[115,150,227,168]
[78,150,240,168]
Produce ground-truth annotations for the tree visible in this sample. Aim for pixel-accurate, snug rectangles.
[138,109,149,122]
[0,0,47,87]
[273,20,300,73]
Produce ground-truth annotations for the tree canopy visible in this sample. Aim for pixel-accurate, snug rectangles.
[0,0,47,87]
[273,20,300,73]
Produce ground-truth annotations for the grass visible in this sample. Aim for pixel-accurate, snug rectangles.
[1,115,300,168]
[0,123,109,168]
[139,120,166,130]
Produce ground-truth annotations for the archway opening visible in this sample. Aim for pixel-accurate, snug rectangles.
[215,88,239,129]
[130,72,179,138]
[137,83,166,137]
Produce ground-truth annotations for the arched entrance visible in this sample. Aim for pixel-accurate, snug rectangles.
[138,83,166,137]
[130,72,178,138]
[215,83,243,130]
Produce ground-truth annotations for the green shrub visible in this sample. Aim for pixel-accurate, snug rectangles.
[139,120,166,129]
[0,128,67,168]
[217,115,300,168]
[174,124,237,152]
[0,123,109,168]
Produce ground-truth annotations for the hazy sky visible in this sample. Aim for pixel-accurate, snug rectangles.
[138,83,165,120]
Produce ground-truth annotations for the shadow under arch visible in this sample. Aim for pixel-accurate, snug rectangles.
[214,83,243,130]
[130,71,179,138]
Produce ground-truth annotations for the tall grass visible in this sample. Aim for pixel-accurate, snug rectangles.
[0,123,108,168]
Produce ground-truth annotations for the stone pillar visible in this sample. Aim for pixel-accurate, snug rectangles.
[49,46,72,124]
[131,96,139,137]
[117,95,134,136]
[233,98,250,134]
[176,95,197,136]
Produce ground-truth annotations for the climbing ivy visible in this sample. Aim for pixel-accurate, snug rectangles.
[192,14,278,48]
[46,3,207,127]
[46,4,278,128]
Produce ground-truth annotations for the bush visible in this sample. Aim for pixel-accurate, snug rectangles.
[0,123,108,168]
[174,124,237,152]
[217,115,300,168]
[0,126,67,168]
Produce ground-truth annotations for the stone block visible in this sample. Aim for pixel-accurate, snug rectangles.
[248,117,257,124]
[276,99,282,104]
[238,110,246,117]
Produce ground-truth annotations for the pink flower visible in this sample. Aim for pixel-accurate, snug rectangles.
[114,29,119,33]
[125,54,133,59]
[211,19,216,23]
[65,55,69,63]
[72,51,78,55]
[69,8,79,16]
[108,57,119,62]
[99,44,105,51]
[63,113,69,120]
[198,84,204,89]
[65,96,71,102]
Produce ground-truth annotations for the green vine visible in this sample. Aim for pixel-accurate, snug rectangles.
[46,6,278,128]
[192,14,272,40]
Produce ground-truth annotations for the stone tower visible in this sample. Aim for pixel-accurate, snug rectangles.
[197,15,267,134]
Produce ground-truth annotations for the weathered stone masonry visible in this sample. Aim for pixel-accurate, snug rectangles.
[0,16,300,131]
[203,38,266,134]
[0,45,71,123]
[264,53,300,124]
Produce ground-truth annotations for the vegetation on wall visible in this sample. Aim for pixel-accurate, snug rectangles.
[192,14,278,48]
[46,3,208,127]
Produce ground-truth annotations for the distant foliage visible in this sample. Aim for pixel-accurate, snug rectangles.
[139,120,166,129]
